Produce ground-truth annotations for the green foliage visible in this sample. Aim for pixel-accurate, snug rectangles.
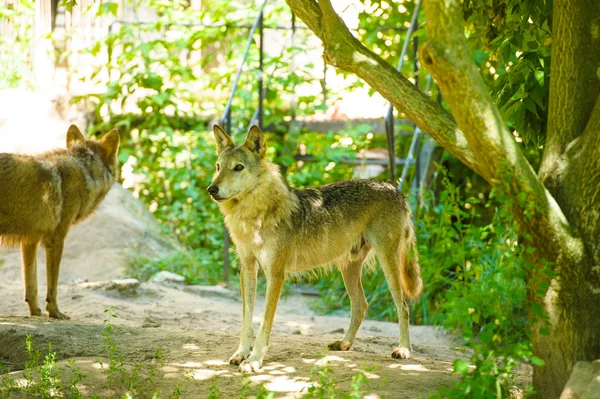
[0,335,84,398]
[0,309,184,399]
[75,0,378,284]
[205,362,371,399]
[0,0,34,89]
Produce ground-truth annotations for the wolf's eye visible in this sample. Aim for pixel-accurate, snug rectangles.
[216,164,220,171]
[234,164,244,172]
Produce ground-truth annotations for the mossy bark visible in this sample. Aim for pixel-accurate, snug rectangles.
[286,0,600,397]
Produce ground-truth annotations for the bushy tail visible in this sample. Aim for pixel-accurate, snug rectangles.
[399,223,423,301]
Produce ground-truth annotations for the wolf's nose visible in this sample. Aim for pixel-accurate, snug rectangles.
[207,185,219,196]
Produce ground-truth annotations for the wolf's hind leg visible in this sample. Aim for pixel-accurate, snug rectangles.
[44,235,70,320]
[230,253,258,366]
[21,240,42,316]
[376,247,412,359]
[328,244,371,351]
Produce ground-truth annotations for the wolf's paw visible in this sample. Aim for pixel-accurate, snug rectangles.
[239,357,263,373]
[229,349,251,366]
[327,340,353,351]
[29,308,42,317]
[48,310,70,320]
[391,347,411,359]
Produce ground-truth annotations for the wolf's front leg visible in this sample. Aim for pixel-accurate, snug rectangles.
[44,235,70,320]
[239,255,287,373]
[230,254,258,365]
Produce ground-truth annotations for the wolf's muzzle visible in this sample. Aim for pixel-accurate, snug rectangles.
[207,184,220,199]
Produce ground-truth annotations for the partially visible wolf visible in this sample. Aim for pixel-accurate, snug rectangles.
[0,125,120,319]
[208,125,423,373]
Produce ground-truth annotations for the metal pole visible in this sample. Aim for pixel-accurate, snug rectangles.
[322,57,327,106]
[222,111,233,283]
[221,0,268,127]
[385,107,396,185]
[384,0,422,186]
[398,75,432,191]
[291,12,297,121]
[258,12,264,128]
[413,21,419,89]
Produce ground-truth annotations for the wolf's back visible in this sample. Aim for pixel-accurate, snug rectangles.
[0,153,63,241]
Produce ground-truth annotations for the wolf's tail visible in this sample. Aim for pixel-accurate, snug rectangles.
[399,222,423,301]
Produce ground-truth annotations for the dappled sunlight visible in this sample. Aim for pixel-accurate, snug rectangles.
[315,355,349,366]
[387,363,430,372]
[0,321,38,329]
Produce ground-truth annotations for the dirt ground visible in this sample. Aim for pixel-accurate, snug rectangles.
[0,90,462,398]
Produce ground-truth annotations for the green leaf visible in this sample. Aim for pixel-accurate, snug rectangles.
[453,359,470,375]
[531,356,546,366]
[98,1,118,17]
[60,0,77,13]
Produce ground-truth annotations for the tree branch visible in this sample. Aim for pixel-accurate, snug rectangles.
[418,0,583,263]
[539,0,600,186]
[285,0,483,179]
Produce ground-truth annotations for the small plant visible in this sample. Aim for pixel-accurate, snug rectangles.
[303,362,371,399]
[0,335,86,398]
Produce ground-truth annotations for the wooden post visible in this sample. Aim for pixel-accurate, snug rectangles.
[34,0,54,89]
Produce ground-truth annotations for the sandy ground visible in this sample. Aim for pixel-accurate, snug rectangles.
[0,89,462,398]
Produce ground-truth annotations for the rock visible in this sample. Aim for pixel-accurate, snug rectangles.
[183,285,238,301]
[559,360,600,399]
[111,278,140,291]
[76,278,139,293]
[150,271,186,284]
[76,281,112,289]
[368,326,382,332]
[142,317,161,328]
[329,328,344,334]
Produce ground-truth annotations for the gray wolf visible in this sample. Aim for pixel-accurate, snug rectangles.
[208,124,422,373]
[0,125,120,319]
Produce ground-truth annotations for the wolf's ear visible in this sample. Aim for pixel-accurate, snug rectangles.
[100,129,120,161]
[66,125,85,149]
[213,125,234,155]
[243,125,266,159]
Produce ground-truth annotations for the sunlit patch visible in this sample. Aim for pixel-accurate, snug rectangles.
[282,366,295,373]
[161,366,179,373]
[190,369,216,380]
[387,363,429,372]
[262,363,285,370]
[264,376,312,392]
[302,358,316,364]
[173,361,203,368]
[351,370,380,379]
[315,355,348,366]
[182,343,199,350]
[345,363,358,368]
[269,370,286,375]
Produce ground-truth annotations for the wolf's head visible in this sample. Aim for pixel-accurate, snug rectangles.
[208,125,267,202]
[66,125,120,180]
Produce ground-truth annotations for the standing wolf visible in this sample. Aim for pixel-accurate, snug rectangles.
[208,125,423,373]
[0,125,120,319]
